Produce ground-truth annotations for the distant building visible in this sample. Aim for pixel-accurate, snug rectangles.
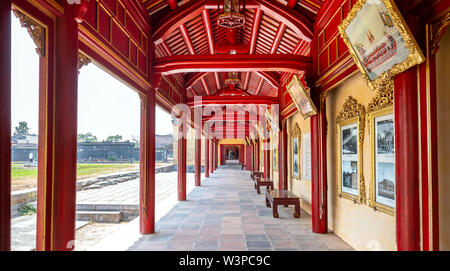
[11,134,173,163]
[11,135,38,162]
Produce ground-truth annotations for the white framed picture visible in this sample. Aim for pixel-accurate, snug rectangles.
[374,114,395,208]
[341,123,359,196]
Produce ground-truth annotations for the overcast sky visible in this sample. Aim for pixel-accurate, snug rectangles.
[11,13,173,141]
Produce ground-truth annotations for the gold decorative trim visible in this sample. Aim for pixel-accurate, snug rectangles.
[292,123,301,137]
[13,9,46,57]
[368,107,395,216]
[78,52,91,71]
[338,0,425,90]
[367,80,394,113]
[336,97,366,204]
[430,12,450,55]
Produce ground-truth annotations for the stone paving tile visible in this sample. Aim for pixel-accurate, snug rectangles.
[128,165,353,251]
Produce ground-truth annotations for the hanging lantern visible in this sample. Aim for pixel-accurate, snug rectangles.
[225,72,241,87]
[217,0,246,29]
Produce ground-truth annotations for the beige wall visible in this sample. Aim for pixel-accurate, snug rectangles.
[281,73,397,250]
[284,112,313,214]
[326,74,396,250]
[436,30,450,251]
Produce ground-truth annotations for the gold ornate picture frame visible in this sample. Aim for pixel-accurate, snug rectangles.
[336,97,366,204]
[286,75,318,120]
[291,123,301,180]
[338,0,425,90]
[367,83,395,215]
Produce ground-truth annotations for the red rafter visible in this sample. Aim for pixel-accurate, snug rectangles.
[179,24,195,55]
[254,78,264,96]
[270,23,286,54]
[200,77,211,96]
[287,0,298,8]
[167,0,178,10]
[154,54,312,75]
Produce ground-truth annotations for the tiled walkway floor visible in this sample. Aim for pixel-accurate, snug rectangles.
[129,165,353,251]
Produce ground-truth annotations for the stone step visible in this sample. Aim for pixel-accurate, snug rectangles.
[76,211,122,223]
[76,203,138,221]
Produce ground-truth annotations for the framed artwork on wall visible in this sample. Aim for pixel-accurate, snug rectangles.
[291,123,301,180]
[286,75,318,120]
[338,0,425,90]
[367,84,395,215]
[265,108,279,132]
[302,133,312,181]
[273,141,278,172]
[336,97,366,203]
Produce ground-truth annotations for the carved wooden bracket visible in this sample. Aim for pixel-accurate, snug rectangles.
[367,80,394,113]
[78,52,91,72]
[430,12,450,55]
[13,9,46,57]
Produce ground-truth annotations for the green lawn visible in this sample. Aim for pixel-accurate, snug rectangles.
[11,163,140,180]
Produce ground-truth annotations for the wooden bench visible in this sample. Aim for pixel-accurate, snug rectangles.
[254,178,274,194]
[265,189,301,218]
[251,171,264,180]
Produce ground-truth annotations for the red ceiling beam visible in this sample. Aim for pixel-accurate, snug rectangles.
[188,95,279,107]
[167,0,178,10]
[255,71,279,88]
[154,54,312,75]
[154,0,313,45]
[256,0,313,42]
[153,0,206,43]
[287,0,298,9]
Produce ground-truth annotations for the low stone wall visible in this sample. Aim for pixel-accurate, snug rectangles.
[11,164,177,217]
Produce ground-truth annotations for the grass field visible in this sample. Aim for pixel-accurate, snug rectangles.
[11,162,172,191]
[11,162,140,180]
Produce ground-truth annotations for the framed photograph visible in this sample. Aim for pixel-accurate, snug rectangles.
[291,123,301,179]
[336,97,366,203]
[302,133,311,181]
[292,138,299,178]
[340,123,359,196]
[286,75,318,120]
[265,108,279,132]
[338,0,425,90]
[273,141,278,172]
[369,108,395,215]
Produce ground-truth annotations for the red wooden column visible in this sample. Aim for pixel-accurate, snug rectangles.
[205,138,210,177]
[209,139,214,174]
[263,139,270,178]
[194,126,201,186]
[278,120,288,190]
[254,139,260,171]
[311,93,328,234]
[177,120,187,201]
[395,69,420,251]
[0,0,11,252]
[36,3,79,251]
[139,90,156,234]
[215,140,219,170]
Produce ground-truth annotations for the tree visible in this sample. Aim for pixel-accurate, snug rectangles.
[14,121,30,136]
[77,133,98,143]
[105,135,123,143]
[131,135,139,147]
